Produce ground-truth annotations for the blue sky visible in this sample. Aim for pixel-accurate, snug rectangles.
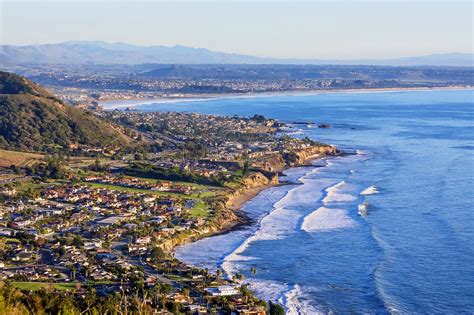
[1,1,472,59]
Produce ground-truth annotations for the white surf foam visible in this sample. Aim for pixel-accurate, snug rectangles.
[287,129,305,135]
[301,206,357,232]
[247,279,289,302]
[222,164,328,276]
[322,181,358,204]
[279,284,326,315]
[222,206,302,275]
[358,202,369,216]
[360,185,378,195]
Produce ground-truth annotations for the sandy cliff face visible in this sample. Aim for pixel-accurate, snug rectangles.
[288,144,339,166]
[251,154,286,172]
[253,144,339,171]
[224,171,278,207]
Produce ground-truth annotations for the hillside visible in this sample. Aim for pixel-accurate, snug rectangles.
[0,71,132,152]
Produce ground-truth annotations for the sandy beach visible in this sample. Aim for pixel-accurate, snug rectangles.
[100,85,473,110]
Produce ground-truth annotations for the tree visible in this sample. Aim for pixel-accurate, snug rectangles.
[269,301,285,315]
[44,156,66,179]
[72,235,84,247]
[242,160,251,174]
[150,247,166,262]
[67,264,77,280]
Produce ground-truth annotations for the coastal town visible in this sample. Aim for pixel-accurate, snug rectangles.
[1,0,473,312]
[7,63,472,107]
[0,106,338,314]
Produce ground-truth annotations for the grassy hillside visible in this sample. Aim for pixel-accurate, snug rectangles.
[0,71,132,153]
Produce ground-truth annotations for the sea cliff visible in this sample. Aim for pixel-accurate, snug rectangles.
[164,144,340,252]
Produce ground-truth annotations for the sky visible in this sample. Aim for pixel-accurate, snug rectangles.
[0,0,472,59]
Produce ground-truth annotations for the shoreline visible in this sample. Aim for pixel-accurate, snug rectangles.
[171,150,337,256]
[100,85,473,110]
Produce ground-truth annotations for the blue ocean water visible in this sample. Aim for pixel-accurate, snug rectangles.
[135,90,473,314]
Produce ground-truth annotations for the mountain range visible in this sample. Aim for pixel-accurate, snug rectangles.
[1,41,472,66]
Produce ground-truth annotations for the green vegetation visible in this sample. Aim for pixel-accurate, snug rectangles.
[11,282,77,292]
[123,162,228,187]
[189,200,208,217]
[81,181,191,199]
[269,301,285,315]
[0,71,131,153]
[0,72,35,94]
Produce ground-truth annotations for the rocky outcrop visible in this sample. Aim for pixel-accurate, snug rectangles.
[286,144,339,166]
[251,154,286,172]
[224,171,278,208]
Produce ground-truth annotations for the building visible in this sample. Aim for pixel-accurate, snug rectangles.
[205,285,240,296]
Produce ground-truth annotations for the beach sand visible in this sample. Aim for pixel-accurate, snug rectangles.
[100,86,473,110]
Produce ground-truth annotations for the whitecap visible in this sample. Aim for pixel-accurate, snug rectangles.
[247,279,289,302]
[360,185,378,195]
[222,206,302,275]
[322,181,358,204]
[301,206,357,232]
[279,284,326,315]
[358,202,368,216]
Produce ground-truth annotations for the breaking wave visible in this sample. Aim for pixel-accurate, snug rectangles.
[301,206,357,232]
[361,185,379,195]
[322,180,358,204]
[358,202,369,216]
[279,284,326,315]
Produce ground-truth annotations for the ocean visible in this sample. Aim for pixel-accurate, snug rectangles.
[122,89,474,314]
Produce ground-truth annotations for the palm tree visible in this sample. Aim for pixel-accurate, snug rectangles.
[67,264,77,280]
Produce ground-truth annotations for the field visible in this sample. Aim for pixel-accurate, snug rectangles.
[188,200,209,217]
[0,150,44,168]
[12,281,78,291]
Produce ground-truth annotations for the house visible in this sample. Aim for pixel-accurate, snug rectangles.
[205,285,240,296]
[187,304,207,314]
[0,188,16,196]
[97,216,126,226]
[84,240,103,251]
[135,236,151,244]
[168,293,191,304]
[127,243,147,253]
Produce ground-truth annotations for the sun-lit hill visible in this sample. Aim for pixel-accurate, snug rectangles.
[0,71,133,153]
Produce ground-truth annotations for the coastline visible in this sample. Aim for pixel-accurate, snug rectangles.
[100,85,473,110]
[169,147,339,254]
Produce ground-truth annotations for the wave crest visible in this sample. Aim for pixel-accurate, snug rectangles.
[361,185,378,195]
[301,206,356,232]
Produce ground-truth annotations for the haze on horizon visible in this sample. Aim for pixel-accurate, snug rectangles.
[1,0,473,60]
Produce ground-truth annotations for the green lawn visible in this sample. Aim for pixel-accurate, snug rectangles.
[190,190,216,198]
[81,181,188,198]
[12,282,78,291]
[189,201,209,218]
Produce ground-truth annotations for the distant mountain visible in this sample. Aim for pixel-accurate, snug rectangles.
[0,71,132,152]
[1,41,472,66]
